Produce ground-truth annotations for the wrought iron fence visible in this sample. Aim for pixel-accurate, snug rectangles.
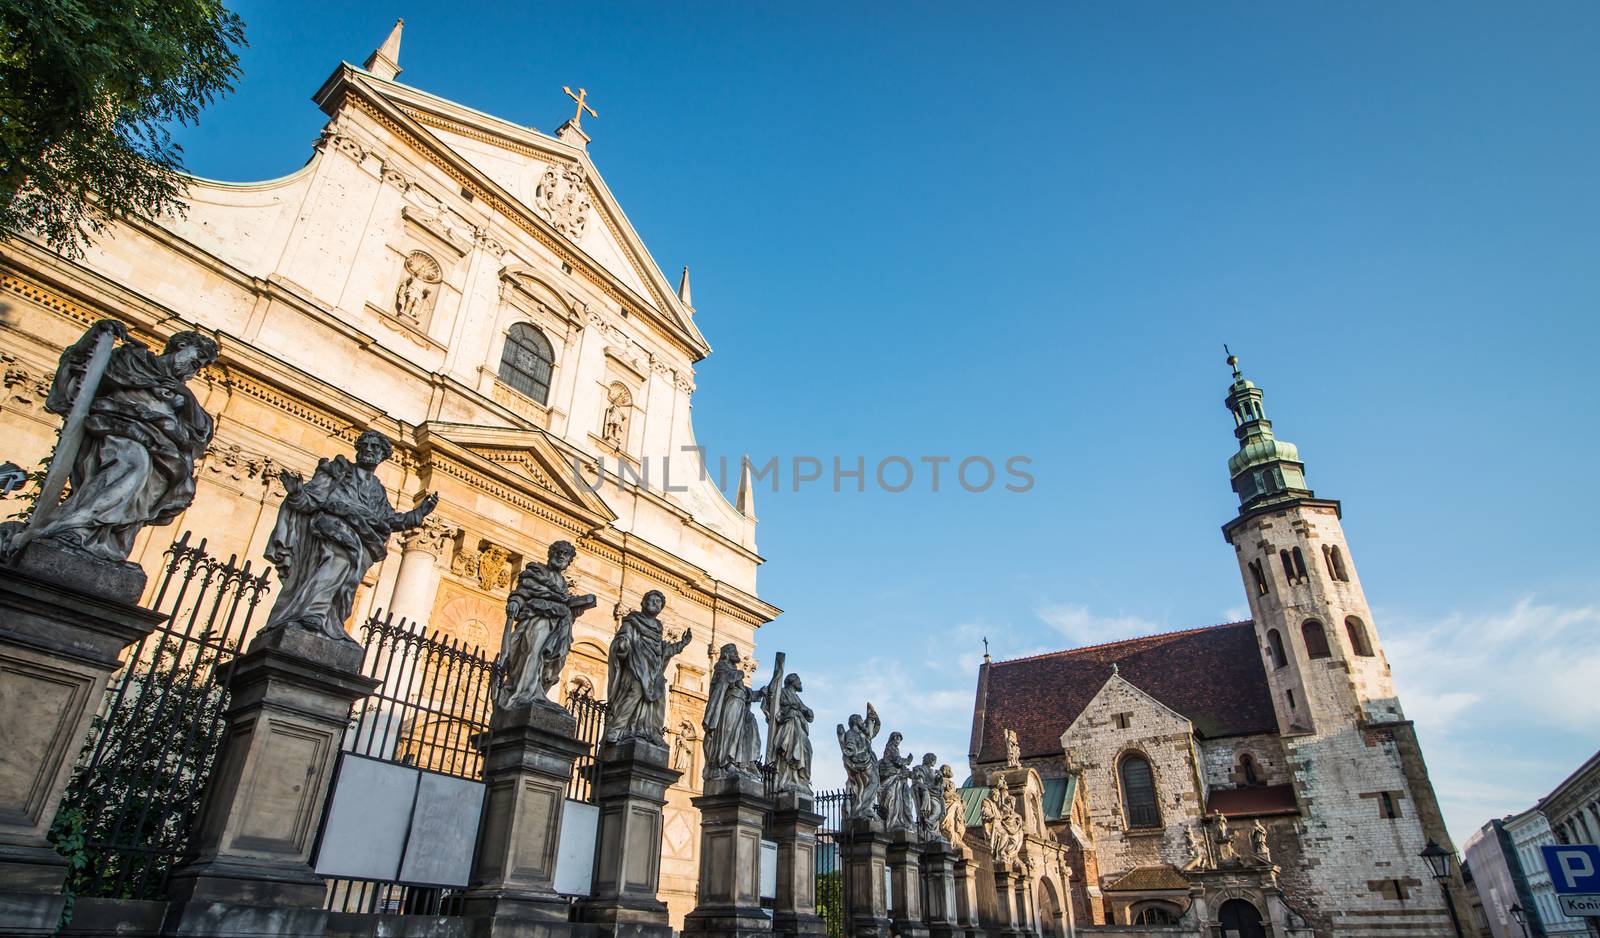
[52,532,273,900]
[814,787,850,938]
[566,690,607,802]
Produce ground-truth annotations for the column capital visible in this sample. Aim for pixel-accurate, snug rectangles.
[401,515,457,557]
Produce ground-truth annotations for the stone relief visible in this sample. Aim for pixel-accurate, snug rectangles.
[0,321,218,564]
[566,673,596,701]
[452,539,516,592]
[838,703,882,822]
[394,250,442,324]
[203,441,281,490]
[1,353,51,409]
[261,431,439,645]
[670,719,698,775]
[702,642,763,781]
[877,731,916,833]
[494,540,597,709]
[981,777,1025,870]
[534,162,591,241]
[604,590,692,745]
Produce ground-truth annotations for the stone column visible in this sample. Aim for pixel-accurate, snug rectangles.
[841,817,892,938]
[385,519,452,625]
[887,830,929,938]
[0,545,163,936]
[163,627,378,934]
[463,701,591,936]
[992,867,1024,938]
[1013,874,1035,938]
[921,838,960,938]
[770,791,828,938]
[577,737,682,938]
[952,856,983,938]
[683,774,774,938]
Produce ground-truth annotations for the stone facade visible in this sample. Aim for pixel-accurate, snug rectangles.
[0,32,776,926]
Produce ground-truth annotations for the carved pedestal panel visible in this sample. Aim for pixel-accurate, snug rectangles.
[770,791,827,938]
[577,737,682,938]
[919,839,959,938]
[841,818,892,938]
[464,702,590,938]
[682,774,773,938]
[952,856,983,938]
[0,546,162,936]
[886,830,928,938]
[163,628,376,935]
[992,868,1025,938]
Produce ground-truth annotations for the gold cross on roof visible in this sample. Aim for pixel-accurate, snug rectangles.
[563,86,597,129]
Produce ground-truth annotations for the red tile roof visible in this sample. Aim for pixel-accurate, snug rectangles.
[973,621,1277,764]
[1103,865,1192,892]
[1207,783,1299,818]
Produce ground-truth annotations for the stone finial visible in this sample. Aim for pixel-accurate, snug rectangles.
[736,457,757,518]
[364,18,404,81]
[678,266,694,310]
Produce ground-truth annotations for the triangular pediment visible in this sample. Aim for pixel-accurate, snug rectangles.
[415,421,616,527]
[321,67,708,359]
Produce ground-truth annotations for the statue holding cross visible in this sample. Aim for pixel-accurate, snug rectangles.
[760,652,814,795]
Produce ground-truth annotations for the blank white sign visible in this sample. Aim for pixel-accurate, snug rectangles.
[761,839,778,900]
[554,799,599,897]
[315,755,414,881]
[397,771,484,888]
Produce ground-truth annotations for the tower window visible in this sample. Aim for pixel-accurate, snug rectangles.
[1119,753,1160,828]
[498,323,554,404]
[1280,549,1295,582]
[1302,619,1331,659]
[1331,545,1349,581]
[1266,629,1288,669]
[1345,616,1374,657]
[1292,547,1308,581]
[1286,688,1296,710]
[1378,791,1401,819]
[1239,753,1261,786]
[1248,558,1269,596]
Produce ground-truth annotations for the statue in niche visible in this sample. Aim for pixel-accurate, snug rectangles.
[671,720,697,774]
[764,669,814,795]
[912,753,944,841]
[601,383,629,449]
[495,540,597,708]
[702,642,763,780]
[393,251,441,323]
[2,320,218,563]
[1213,812,1236,862]
[938,764,966,846]
[262,431,438,644]
[877,731,916,833]
[1251,819,1271,863]
[837,703,882,822]
[604,590,692,744]
[1004,728,1022,768]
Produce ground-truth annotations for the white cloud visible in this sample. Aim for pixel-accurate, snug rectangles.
[1035,603,1164,648]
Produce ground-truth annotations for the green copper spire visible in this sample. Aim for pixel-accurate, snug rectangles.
[1223,348,1313,511]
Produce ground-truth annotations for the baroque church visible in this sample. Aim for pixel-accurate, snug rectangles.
[964,357,1476,937]
[0,22,774,925]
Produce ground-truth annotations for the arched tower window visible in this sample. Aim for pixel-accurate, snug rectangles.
[1331,545,1349,581]
[1119,753,1160,828]
[1291,547,1308,581]
[1279,549,1294,582]
[1266,629,1287,669]
[1248,558,1269,596]
[1345,616,1374,657]
[499,323,554,404]
[1302,619,1331,659]
[1239,752,1261,786]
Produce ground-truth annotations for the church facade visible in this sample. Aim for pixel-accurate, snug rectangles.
[0,23,776,925]
[966,359,1475,937]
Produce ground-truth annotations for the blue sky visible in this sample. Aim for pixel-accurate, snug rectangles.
[173,1,1600,846]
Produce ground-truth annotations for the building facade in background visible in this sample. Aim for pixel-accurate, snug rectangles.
[0,22,777,924]
[966,360,1473,937]
[1464,810,1588,938]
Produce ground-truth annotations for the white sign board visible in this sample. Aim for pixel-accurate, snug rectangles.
[314,753,484,888]
[397,772,484,887]
[1558,895,1600,917]
[760,839,778,900]
[555,799,600,897]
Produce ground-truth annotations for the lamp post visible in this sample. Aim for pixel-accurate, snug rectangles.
[1421,840,1465,938]
[1509,902,1530,938]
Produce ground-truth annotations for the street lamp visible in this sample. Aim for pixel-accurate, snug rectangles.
[1421,840,1465,938]
[1509,902,1530,938]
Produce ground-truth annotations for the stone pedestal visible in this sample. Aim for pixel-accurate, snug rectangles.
[577,736,682,938]
[841,818,891,938]
[1013,874,1035,938]
[464,701,591,938]
[683,773,773,938]
[0,544,162,936]
[992,867,1024,938]
[769,790,827,938]
[886,830,928,938]
[163,627,376,935]
[920,838,959,938]
[951,856,983,938]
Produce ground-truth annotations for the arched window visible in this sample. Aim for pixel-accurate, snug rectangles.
[1291,547,1308,581]
[1279,549,1295,582]
[1266,629,1288,669]
[1345,616,1374,657]
[1119,753,1160,828]
[1302,619,1331,659]
[1240,753,1261,786]
[1331,545,1349,581]
[1132,903,1180,925]
[498,323,554,404]
[1248,558,1269,596]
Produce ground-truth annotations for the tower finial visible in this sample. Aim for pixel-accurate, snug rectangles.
[982,636,991,663]
[1225,343,1241,379]
[363,18,405,81]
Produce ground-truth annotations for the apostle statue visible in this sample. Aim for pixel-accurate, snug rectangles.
[763,668,815,795]
[1250,819,1271,863]
[260,431,438,644]
[877,731,915,833]
[702,642,763,780]
[939,764,966,846]
[838,703,882,822]
[603,590,692,744]
[2,320,218,564]
[496,540,598,709]
[912,752,944,841]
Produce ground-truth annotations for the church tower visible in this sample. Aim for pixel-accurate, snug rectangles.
[1219,352,1470,937]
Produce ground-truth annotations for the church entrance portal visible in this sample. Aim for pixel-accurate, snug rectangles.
[1218,898,1266,938]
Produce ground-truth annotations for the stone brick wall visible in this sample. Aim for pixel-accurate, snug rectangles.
[1198,734,1289,789]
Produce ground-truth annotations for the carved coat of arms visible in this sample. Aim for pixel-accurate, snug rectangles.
[535,162,591,241]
